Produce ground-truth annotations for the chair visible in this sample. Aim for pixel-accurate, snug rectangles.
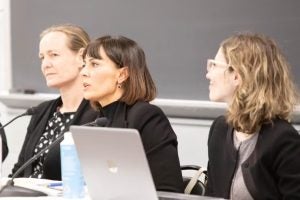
[181,165,207,196]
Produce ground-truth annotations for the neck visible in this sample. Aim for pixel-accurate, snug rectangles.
[98,90,123,107]
[234,130,255,142]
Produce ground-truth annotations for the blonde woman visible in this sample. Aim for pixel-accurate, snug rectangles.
[10,24,98,180]
[205,33,300,199]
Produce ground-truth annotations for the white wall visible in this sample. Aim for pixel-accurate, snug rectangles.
[0,0,14,177]
[171,118,211,167]
[1,106,30,177]
[0,0,12,92]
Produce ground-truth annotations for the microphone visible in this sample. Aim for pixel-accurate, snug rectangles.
[0,117,108,197]
[0,107,38,131]
[82,117,108,127]
[0,106,43,197]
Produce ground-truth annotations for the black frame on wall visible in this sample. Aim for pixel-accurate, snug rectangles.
[10,0,300,100]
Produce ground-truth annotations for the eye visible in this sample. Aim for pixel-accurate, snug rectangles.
[207,60,216,70]
[211,61,216,67]
[91,62,100,67]
[39,56,44,60]
[50,52,59,57]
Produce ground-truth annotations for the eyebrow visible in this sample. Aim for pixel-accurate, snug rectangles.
[39,50,58,56]
[85,53,103,61]
[86,57,100,62]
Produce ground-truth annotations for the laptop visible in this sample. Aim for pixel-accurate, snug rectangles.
[70,126,159,200]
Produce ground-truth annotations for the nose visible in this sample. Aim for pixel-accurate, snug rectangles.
[41,57,51,69]
[80,66,89,77]
[206,70,211,80]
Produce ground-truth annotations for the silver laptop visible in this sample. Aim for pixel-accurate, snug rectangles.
[70,126,159,200]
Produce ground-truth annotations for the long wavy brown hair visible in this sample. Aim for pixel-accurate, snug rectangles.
[222,33,299,133]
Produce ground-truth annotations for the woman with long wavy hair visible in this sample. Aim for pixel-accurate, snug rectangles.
[205,32,300,199]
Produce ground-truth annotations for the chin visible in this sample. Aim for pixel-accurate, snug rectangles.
[209,95,223,102]
[46,82,59,89]
[46,79,65,88]
[83,93,99,102]
[83,94,92,100]
[209,94,217,102]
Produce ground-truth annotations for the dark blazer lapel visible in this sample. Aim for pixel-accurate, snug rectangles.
[26,98,60,154]
[226,125,237,160]
[24,97,61,176]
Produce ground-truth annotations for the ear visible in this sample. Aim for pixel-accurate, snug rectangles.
[232,71,241,87]
[117,66,129,84]
[76,48,85,68]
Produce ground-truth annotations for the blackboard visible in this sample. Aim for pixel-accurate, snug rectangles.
[11,0,300,100]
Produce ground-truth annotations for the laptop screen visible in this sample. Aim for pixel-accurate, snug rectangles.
[70,126,158,200]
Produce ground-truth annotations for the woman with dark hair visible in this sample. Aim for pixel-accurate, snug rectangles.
[205,32,300,199]
[80,35,184,193]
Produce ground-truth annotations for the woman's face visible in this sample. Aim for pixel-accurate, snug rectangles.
[39,31,82,89]
[206,47,240,104]
[81,46,127,106]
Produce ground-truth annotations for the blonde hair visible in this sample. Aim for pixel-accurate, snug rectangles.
[221,32,299,133]
[40,24,90,52]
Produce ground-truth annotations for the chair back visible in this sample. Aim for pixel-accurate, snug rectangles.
[181,165,207,196]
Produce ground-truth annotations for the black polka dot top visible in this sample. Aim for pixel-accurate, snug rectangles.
[30,110,75,179]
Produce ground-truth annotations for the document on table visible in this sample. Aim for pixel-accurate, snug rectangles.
[1,177,63,197]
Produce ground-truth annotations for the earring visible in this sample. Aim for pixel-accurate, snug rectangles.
[117,83,122,88]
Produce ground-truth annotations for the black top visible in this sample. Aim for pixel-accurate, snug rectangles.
[10,98,98,180]
[205,116,300,199]
[100,101,184,193]
[0,122,9,161]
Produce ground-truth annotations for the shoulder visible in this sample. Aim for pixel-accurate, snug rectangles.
[128,101,164,116]
[259,118,300,164]
[210,115,228,133]
[36,98,58,110]
[27,98,59,126]
[260,119,300,179]
[126,101,169,128]
[32,97,62,115]
[261,118,299,144]
[261,118,299,138]
[208,115,229,143]
[30,98,58,119]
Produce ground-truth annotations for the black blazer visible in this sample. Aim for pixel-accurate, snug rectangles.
[0,122,9,161]
[205,116,300,199]
[11,98,98,180]
[101,101,184,193]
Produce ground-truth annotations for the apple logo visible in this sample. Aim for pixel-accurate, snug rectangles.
[107,160,118,174]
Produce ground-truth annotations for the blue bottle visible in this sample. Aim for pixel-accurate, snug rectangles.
[60,132,85,199]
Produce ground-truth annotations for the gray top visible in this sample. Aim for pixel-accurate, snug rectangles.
[230,131,259,200]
